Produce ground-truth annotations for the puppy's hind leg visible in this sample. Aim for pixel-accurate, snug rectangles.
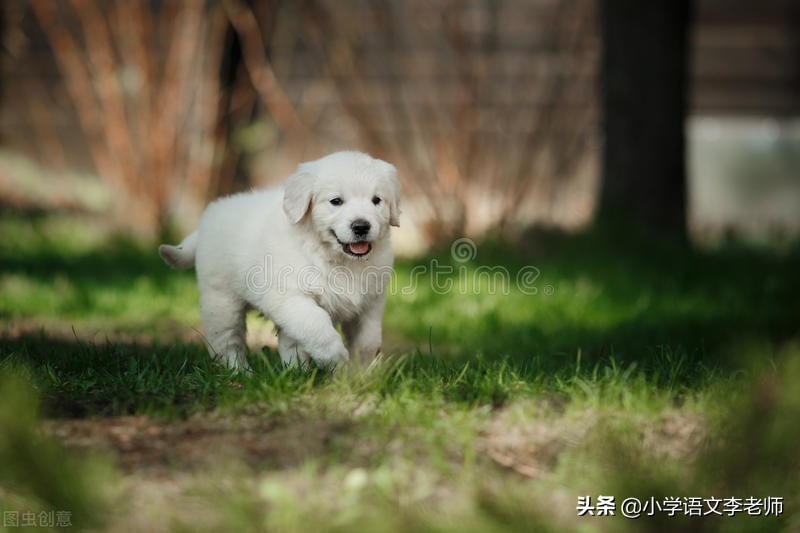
[343,297,385,366]
[200,287,250,372]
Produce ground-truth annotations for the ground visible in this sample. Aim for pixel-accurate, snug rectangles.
[0,210,798,532]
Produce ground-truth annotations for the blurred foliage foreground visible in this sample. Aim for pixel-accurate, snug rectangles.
[0,210,799,532]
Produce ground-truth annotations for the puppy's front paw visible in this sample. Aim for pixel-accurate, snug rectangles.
[312,343,350,370]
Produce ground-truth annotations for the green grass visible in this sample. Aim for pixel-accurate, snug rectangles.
[1,210,798,532]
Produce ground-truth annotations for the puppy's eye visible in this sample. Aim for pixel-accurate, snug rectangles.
[372,196,381,205]
[330,197,343,206]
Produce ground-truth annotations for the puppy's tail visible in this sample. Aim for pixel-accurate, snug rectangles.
[158,231,198,270]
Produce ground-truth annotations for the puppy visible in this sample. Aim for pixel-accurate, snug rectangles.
[159,151,400,370]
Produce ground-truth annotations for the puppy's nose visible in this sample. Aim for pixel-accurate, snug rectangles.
[351,219,371,237]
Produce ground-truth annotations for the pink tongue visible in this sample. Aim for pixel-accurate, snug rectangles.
[348,242,370,255]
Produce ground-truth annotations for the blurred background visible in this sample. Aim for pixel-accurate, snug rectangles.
[0,0,798,253]
[1,4,799,527]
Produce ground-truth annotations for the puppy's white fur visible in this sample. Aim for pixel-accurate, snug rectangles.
[159,151,400,370]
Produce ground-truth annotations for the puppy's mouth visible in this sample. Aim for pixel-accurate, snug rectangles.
[331,230,372,257]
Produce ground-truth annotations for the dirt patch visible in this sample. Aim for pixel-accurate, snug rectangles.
[477,406,594,479]
[2,314,283,353]
[1,317,202,346]
[477,404,707,479]
[43,411,362,475]
[638,409,707,461]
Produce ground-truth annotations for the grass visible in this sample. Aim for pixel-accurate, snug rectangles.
[0,209,799,532]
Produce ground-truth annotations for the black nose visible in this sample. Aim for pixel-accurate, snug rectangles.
[351,219,371,237]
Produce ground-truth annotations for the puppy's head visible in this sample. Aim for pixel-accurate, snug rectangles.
[283,151,400,259]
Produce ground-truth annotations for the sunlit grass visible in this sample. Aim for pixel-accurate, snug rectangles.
[0,212,198,330]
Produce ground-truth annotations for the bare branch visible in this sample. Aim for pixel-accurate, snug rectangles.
[222,0,307,143]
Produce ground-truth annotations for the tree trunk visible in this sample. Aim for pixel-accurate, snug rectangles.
[598,0,691,235]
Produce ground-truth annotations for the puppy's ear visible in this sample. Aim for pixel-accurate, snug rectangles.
[283,171,315,224]
[382,162,401,227]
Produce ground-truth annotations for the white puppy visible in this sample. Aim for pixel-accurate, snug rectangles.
[159,151,400,371]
